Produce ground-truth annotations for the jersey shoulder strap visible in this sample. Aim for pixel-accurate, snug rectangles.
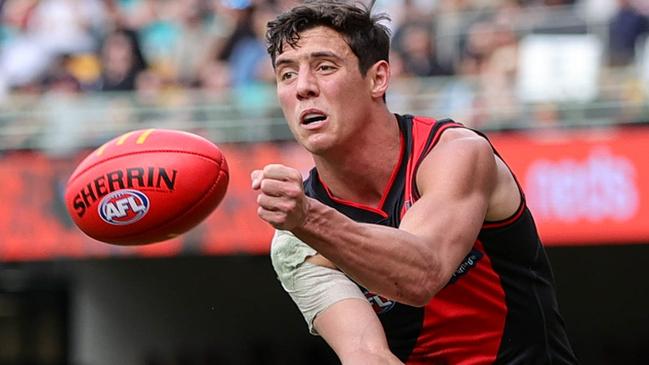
[401,116,464,217]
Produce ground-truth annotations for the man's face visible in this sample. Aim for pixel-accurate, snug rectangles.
[274,26,374,155]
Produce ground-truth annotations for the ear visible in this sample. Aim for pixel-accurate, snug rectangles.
[368,60,390,100]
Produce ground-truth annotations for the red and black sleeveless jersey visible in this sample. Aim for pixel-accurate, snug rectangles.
[303,114,578,364]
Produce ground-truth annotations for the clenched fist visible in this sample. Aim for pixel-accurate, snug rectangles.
[251,164,310,230]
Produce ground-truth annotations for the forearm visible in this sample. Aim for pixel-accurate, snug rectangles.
[292,198,444,306]
[272,230,402,363]
[315,298,403,365]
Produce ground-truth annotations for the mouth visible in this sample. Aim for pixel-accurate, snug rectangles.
[300,110,328,126]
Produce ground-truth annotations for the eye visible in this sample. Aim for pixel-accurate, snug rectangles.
[279,70,297,81]
[317,64,336,73]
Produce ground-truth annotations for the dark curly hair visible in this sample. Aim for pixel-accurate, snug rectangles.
[266,0,391,76]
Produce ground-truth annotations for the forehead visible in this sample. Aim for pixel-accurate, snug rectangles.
[276,26,353,63]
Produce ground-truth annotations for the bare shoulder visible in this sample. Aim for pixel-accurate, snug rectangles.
[426,127,496,171]
[416,127,496,199]
[436,127,492,153]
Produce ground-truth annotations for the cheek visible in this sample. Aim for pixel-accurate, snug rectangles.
[277,87,295,114]
[329,79,368,110]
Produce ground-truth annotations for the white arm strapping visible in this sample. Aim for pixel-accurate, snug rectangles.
[270,230,366,335]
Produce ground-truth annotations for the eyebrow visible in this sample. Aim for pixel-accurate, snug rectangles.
[275,51,342,68]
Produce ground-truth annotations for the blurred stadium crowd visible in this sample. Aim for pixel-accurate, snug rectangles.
[0,0,648,152]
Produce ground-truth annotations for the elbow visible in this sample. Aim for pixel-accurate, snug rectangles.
[399,296,428,308]
[402,286,437,308]
[398,272,445,308]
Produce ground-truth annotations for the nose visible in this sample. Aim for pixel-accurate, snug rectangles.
[295,68,319,100]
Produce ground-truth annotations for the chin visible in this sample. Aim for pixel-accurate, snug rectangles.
[301,135,335,155]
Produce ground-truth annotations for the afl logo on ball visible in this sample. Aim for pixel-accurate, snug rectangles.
[98,189,150,225]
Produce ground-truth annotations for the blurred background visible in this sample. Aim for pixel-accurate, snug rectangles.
[1,0,648,364]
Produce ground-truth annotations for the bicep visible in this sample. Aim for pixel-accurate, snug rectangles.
[399,132,496,282]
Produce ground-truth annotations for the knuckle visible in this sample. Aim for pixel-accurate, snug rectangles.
[261,180,278,194]
[284,200,296,212]
[290,170,302,181]
[286,184,301,198]
[260,179,269,191]
[284,187,297,199]
[270,215,286,229]
[264,163,282,173]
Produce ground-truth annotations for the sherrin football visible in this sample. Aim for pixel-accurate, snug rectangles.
[64,129,229,245]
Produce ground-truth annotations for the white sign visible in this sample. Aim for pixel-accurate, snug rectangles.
[517,34,603,103]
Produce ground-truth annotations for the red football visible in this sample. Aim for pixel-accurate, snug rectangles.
[64,129,229,245]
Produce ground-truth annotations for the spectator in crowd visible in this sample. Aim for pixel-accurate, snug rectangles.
[216,0,272,87]
[132,68,170,125]
[168,0,229,86]
[0,0,53,88]
[197,60,231,95]
[213,1,278,118]
[435,8,521,129]
[392,22,453,77]
[103,0,182,81]
[374,0,439,33]
[478,10,521,127]
[27,0,105,56]
[37,58,89,157]
[608,0,649,66]
[434,0,495,70]
[434,53,481,127]
[530,0,588,34]
[97,28,148,91]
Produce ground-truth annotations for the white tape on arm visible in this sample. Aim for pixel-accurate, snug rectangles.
[270,230,366,335]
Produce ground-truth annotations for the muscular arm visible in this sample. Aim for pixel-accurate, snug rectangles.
[255,129,499,306]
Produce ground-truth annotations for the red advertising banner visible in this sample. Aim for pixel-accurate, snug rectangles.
[0,126,647,261]
[489,127,649,246]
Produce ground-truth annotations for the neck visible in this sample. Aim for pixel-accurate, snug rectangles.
[314,111,401,207]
